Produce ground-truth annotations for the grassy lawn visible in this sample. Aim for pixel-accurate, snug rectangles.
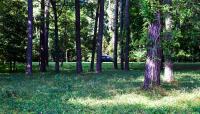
[0,62,200,113]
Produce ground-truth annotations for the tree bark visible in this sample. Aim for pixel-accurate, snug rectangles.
[124,0,130,71]
[44,0,50,67]
[163,0,174,82]
[90,0,100,72]
[13,60,16,72]
[40,0,46,72]
[119,0,124,70]
[26,0,33,75]
[75,0,83,74]
[164,60,173,82]
[96,0,105,73]
[9,61,12,72]
[113,0,119,69]
[143,12,161,89]
[50,0,59,73]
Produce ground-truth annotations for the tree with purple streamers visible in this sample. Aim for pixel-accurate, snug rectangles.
[143,12,162,89]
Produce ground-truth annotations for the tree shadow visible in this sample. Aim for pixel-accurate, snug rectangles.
[55,70,144,99]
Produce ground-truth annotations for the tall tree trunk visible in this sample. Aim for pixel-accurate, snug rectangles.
[9,61,12,72]
[13,60,16,72]
[119,0,124,70]
[51,0,59,73]
[124,0,130,71]
[143,12,162,89]
[113,0,119,69]
[163,0,174,82]
[96,0,105,73]
[44,0,50,67]
[26,0,33,75]
[40,0,46,72]
[90,0,100,72]
[75,0,83,74]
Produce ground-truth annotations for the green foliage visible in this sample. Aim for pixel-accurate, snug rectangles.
[139,0,161,23]
[0,0,200,63]
[0,0,27,62]
[51,48,65,62]
[170,0,200,62]
[130,49,146,62]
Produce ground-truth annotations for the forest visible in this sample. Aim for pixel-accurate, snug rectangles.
[0,0,200,113]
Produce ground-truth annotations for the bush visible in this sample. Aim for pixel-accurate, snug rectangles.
[130,49,146,62]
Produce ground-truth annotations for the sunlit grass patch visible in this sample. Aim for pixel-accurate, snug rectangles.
[67,88,200,112]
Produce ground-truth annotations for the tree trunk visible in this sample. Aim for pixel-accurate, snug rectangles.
[26,0,33,75]
[96,0,105,73]
[13,60,16,72]
[40,0,46,72]
[163,0,174,82]
[164,60,173,82]
[75,0,83,74]
[9,61,12,72]
[90,0,100,72]
[113,0,119,69]
[51,0,59,73]
[44,0,50,67]
[124,0,130,71]
[143,12,161,89]
[119,0,124,70]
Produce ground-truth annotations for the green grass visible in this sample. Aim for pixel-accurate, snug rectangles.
[0,62,200,113]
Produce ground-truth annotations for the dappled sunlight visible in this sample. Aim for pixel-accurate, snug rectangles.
[67,88,200,110]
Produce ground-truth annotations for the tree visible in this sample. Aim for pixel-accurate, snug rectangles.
[113,0,119,69]
[124,0,130,71]
[26,0,33,75]
[143,12,162,89]
[96,0,105,73]
[44,0,50,66]
[119,0,125,70]
[90,0,100,72]
[162,0,174,82]
[75,0,83,74]
[0,0,26,72]
[40,0,46,72]
[50,0,59,73]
